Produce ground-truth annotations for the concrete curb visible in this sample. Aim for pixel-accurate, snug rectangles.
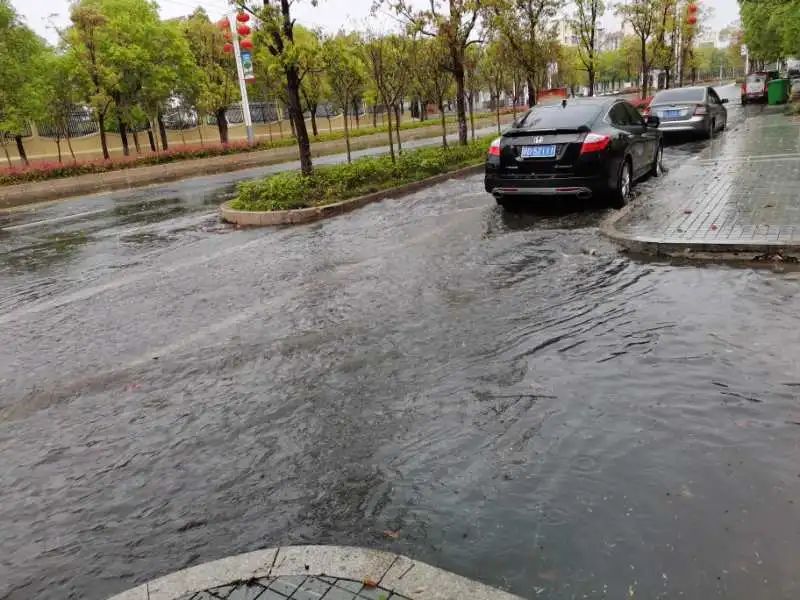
[220,164,484,227]
[106,545,524,600]
[599,201,800,261]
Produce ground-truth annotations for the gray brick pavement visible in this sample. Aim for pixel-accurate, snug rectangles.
[604,109,800,255]
[176,575,411,600]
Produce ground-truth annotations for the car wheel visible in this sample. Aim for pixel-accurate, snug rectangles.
[495,195,515,211]
[741,97,747,105]
[650,143,664,177]
[705,119,715,139]
[612,159,633,208]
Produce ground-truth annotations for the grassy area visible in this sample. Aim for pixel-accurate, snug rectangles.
[231,136,493,212]
[0,112,505,187]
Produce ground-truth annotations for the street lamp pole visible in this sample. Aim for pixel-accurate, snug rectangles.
[229,13,255,145]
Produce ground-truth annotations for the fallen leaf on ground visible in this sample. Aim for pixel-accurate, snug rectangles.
[363,578,378,588]
[382,530,400,539]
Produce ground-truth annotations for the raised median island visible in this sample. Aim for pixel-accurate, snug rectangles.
[221,137,493,226]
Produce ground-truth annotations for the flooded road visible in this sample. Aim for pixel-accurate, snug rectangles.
[2,86,800,600]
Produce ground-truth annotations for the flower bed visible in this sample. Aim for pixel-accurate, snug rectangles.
[231,136,493,212]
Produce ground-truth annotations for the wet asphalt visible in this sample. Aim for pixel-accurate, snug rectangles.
[3,85,800,600]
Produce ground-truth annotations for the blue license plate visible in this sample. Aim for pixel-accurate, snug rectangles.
[521,145,556,158]
[664,109,682,117]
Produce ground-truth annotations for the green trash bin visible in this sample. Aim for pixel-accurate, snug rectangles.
[767,79,790,105]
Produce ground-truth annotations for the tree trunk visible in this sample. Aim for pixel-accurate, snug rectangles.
[454,63,468,145]
[640,37,649,99]
[588,68,595,97]
[468,92,475,142]
[157,111,169,150]
[326,115,332,134]
[1,136,12,167]
[354,100,360,128]
[198,121,205,146]
[495,94,501,134]
[65,129,76,163]
[285,65,313,175]
[147,128,156,153]
[132,130,141,154]
[439,100,448,149]
[14,135,28,166]
[394,104,402,154]
[343,104,352,164]
[215,107,229,144]
[527,76,535,107]
[56,137,63,164]
[98,112,110,160]
[310,109,318,137]
[384,98,395,163]
[372,106,378,128]
[119,120,130,156]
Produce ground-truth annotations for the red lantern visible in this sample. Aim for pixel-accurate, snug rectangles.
[687,14,697,24]
[237,24,251,36]
[240,38,254,50]
[687,2,698,12]
[236,12,250,22]
[216,18,230,30]
[223,42,233,53]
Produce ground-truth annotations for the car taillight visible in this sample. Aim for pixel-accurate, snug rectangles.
[694,105,707,115]
[488,137,501,157]
[580,133,611,155]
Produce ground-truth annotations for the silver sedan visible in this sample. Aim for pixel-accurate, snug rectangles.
[646,86,728,138]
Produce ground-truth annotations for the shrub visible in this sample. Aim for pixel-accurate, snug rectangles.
[230,136,494,212]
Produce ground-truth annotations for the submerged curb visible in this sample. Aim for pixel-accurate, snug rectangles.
[600,202,800,261]
[220,164,484,227]
[106,545,524,600]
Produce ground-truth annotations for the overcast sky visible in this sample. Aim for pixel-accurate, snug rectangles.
[12,0,740,46]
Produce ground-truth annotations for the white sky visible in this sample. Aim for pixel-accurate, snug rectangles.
[13,0,740,46]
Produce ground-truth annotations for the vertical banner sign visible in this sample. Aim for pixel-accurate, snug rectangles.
[241,51,255,82]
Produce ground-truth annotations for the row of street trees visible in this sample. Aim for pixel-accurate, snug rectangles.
[0,0,737,173]
[740,0,800,66]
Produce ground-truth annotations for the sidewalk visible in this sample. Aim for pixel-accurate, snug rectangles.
[602,107,800,259]
[0,116,509,210]
[108,546,523,600]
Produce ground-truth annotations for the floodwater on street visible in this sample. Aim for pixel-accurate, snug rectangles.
[2,85,800,600]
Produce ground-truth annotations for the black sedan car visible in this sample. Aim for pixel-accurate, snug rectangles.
[485,97,663,208]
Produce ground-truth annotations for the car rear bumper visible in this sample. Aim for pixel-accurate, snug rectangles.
[657,115,708,133]
[485,173,606,198]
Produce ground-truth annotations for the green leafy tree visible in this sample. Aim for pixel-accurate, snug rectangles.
[238,0,316,175]
[478,38,510,133]
[616,0,661,98]
[484,0,564,106]
[414,38,454,148]
[323,33,366,162]
[571,0,605,95]
[380,0,481,146]
[296,27,327,137]
[182,8,238,144]
[39,52,88,163]
[0,0,49,165]
[364,33,411,162]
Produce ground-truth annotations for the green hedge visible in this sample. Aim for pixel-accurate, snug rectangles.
[232,136,494,212]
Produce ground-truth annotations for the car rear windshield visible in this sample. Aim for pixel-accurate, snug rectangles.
[652,88,706,103]
[517,103,603,129]
[747,74,765,83]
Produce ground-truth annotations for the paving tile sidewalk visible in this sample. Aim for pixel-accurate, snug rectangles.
[603,109,800,257]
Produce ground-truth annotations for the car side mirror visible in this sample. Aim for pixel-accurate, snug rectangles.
[646,115,660,128]
[511,119,520,128]
[721,98,729,104]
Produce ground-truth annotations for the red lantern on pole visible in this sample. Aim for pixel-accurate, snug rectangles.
[237,24,251,36]
[240,38,254,50]
[687,14,697,25]
[687,2,698,12]
[217,18,230,30]
[223,42,233,53]
[236,12,250,22]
